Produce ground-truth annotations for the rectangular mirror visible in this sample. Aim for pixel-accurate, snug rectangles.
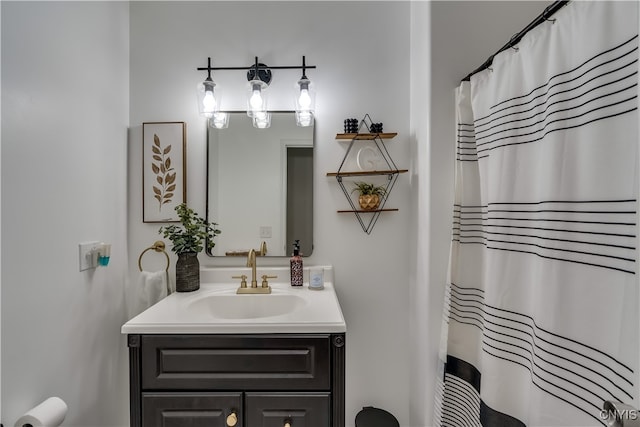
[206,112,313,257]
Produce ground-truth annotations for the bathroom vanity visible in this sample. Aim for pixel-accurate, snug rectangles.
[122,267,346,427]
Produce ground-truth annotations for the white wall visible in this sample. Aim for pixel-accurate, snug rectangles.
[128,2,411,425]
[409,3,432,426]
[408,2,551,426]
[1,2,130,425]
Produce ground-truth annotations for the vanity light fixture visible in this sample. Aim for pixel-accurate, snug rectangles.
[210,112,229,129]
[196,57,220,119]
[253,111,272,129]
[294,56,316,127]
[196,56,316,129]
[246,57,271,121]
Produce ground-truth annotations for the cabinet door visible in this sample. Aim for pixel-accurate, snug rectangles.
[245,393,330,427]
[142,392,242,427]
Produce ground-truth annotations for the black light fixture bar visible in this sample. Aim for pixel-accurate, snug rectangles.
[197,56,316,73]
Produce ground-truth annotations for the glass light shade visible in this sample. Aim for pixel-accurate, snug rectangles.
[295,110,314,127]
[209,112,229,129]
[196,79,220,118]
[246,80,268,117]
[253,111,271,129]
[294,77,315,122]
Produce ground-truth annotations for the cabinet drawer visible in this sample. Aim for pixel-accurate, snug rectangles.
[142,392,241,427]
[141,334,331,391]
[246,393,330,427]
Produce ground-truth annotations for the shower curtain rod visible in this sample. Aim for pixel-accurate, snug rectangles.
[461,0,569,82]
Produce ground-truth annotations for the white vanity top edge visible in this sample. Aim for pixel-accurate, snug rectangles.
[122,267,345,334]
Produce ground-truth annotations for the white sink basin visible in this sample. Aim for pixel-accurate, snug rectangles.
[121,266,345,334]
[187,293,307,319]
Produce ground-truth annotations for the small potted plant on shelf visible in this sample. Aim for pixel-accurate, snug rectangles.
[159,203,221,292]
[351,181,386,211]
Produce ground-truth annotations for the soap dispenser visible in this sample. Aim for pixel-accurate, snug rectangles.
[290,240,303,287]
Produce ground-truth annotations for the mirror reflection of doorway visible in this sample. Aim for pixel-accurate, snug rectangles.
[286,147,313,256]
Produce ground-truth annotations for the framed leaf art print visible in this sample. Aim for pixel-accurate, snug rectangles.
[142,122,186,222]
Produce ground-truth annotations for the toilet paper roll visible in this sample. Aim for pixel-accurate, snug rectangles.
[14,397,67,427]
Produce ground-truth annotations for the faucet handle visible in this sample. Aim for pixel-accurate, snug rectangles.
[261,274,277,288]
[232,274,248,288]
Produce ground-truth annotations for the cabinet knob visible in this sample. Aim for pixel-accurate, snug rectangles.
[226,412,238,427]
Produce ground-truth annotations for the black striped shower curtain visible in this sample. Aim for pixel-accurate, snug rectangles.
[434,2,639,426]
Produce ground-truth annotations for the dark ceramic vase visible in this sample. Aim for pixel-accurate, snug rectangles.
[176,252,199,292]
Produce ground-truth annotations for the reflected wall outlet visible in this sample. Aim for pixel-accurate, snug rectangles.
[259,226,272,238]
[79,241,100,271]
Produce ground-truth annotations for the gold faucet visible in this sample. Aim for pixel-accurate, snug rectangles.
[233,248,276,294]
[247,248,258,288]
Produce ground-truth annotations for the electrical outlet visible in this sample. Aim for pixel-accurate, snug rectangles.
[79,241,99,271]
[259,226,272,238]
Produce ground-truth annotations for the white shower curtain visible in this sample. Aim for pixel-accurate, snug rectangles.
[435,2,639,426]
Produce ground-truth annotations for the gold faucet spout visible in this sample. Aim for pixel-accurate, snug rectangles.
[247,248,258,287]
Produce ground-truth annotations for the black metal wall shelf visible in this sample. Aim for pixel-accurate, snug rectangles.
[327,115,407,234]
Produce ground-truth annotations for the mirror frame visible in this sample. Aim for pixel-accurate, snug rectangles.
[205,111,314,257]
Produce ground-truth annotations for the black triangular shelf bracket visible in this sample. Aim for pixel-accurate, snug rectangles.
[328,115,407,234]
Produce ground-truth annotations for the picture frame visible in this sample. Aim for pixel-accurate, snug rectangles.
[142,122,187,222]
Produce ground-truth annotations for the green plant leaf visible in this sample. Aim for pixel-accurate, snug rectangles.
[351,181,386,196]
[159,203,222,255]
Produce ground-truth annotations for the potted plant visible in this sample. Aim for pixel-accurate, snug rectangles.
[351,181,386,211]
[159,203,221,292]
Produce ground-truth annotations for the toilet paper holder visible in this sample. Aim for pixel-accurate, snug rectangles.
[602,401,640,427]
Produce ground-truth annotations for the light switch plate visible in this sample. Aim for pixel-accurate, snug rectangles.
[79,241,100,271]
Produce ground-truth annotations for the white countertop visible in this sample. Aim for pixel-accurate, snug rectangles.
[122,266,346,334]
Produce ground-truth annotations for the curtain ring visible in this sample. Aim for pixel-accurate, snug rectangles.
[542,5,556,23]
[508,34,520,52]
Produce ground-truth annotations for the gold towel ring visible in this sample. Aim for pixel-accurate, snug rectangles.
[138,241,170,272]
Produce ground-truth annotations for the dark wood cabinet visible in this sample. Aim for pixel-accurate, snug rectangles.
[128,333,345,427]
